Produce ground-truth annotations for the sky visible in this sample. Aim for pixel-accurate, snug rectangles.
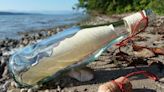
[0,0,78,12]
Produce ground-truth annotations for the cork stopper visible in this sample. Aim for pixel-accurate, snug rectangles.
[123,10,148,34]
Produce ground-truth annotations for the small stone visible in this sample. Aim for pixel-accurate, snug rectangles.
[2,66,9,77]
[27,88,34,92]
[33,84,40,90]
[44,89,49,92]
[133,48,155,58]
[68,67,94,82]
[56,28,60,33]
[1,57,6,66]
[47,31,52,36]
[21,88,28,92]
[19,44,25,48]
[10,81,16,88]
[57,85,61,92]
[14,83,19,88]
[8,89,21,92]
[22,39,29,45]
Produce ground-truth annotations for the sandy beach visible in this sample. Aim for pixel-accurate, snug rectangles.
[0,14,164,92]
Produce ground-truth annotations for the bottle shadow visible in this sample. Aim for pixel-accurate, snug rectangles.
[41,64,164,90]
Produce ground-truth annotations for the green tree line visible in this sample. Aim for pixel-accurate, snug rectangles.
[76,0,164,15]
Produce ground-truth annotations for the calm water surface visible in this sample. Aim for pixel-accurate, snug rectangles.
[0,13,86,39]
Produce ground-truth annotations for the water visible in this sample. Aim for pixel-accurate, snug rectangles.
[0,13,86,39]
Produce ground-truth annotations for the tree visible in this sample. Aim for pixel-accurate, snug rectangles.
[76,0,164,15]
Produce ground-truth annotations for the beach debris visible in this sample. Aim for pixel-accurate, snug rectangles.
[132,44,147,51]
[151,48,164,55]
[133,48,155,58]
[132,44,164,55]
[111,44,164,67]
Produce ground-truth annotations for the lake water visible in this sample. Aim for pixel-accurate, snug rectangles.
[0,13,86,39]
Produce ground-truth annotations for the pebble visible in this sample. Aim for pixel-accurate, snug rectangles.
[74,89,79,92]
[56,28,60,33]
[47,31,52,36]
[133,48,155,58]
[10,81,16,88]
[21,88,28,92]
[57,85,61,92]
[2,66,9,77]
[68,68,94,82]
[27,88,34,92]
[44,89,49,92]
[8,89,21,92]
[1,57,6,66]
[22,39,29,45]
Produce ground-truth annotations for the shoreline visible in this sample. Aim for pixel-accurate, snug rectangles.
[0,14,164,92]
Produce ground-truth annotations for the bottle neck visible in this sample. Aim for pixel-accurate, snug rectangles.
[80,9,154,35]
[80,20,124,29]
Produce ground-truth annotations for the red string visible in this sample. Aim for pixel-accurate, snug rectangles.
[116,12,148,47]
[125,70,159,81]
[110,12,156,92]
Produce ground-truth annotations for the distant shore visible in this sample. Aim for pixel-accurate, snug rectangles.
[0,11,41,15]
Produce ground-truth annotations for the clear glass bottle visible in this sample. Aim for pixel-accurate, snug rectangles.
[8,9,155,87]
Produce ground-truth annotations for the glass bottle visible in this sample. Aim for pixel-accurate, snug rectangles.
[8,9,155,87]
